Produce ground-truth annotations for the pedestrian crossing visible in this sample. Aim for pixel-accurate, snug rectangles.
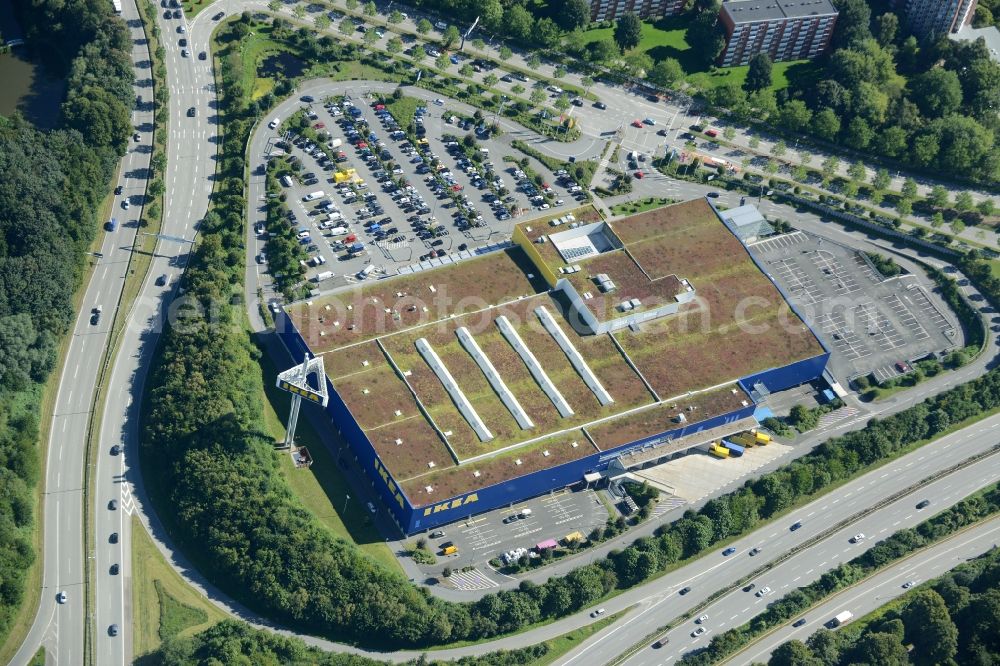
[447,567,499,591]
[816,406,859,431]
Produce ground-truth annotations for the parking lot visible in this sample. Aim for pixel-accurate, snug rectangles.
[749,231,960,385]
[254,92,591,296]
[413,487,609,583]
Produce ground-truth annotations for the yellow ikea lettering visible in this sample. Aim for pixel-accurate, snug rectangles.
[422,493,479,517]
[372,459,406,509]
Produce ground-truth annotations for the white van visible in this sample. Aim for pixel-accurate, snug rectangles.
[280,175,293,187]
[479,147,489,155]
[296,230,311,240]
[329,226,349,235]
[312,270,334,283]
[268,118,280,129]
[309,255,327,266]
[303,190,325,202]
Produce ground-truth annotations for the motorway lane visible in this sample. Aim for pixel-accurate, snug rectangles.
[90,1,219,664]
[735,516,1000,665]
[10,2,154,664]
[551,415,1000,666]
[615,449,1000,666]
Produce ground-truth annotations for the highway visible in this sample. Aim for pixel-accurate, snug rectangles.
[733,515,1000,666]
[89,2,222,665]
[9,0,154,663]
[609,447,1000,666]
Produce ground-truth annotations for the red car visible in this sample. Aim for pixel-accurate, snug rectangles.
[314,122,325,129]
[631,119,643,128]
[634,171,644,179]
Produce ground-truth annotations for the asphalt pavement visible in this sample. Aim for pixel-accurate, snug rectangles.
[10,1,154,663]
[733,516,1000,665]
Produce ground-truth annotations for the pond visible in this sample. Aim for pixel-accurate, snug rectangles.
[0,0,65,128]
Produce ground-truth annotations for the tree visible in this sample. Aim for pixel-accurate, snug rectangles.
[875,12,899,46]
[530,88,546,106]
[416,18,432,34]
[613,12,642,52]
[897,197,913,215]
[977,199,996,217]
[435,53,450,71]
[588,39,619,63]
[554,94,571,113]
[844,116,874,150]
[558,0,591,30]
[821,155,840,182]
[955,191,974,212]
[442,25,460,48]
[909,68,964,118]
[687,5,725,66]
[723,126,736,140]
[770,641,823,666]
[777,100,812,132]
[928,184,950,208]
[748,89,778,118]
[872,167,891,190]
[388,10,403,23]
[952,218,966,233]
[292,5,306,19]
[410,44,426,62]
[847,160,866,181]
[527,53,542,69]
[901,177,918,199]
[385,36,402,55]
[268,0,280,10]
[771,140,787,157]
[553,65,567,79]
[362,28,378,47]
[498,46,513,62]
[507,5,535,41]
[902,590,959,665]
[744,53,773,92]
[848,632,909,666]
[483,74,498,88]
[363,1,376,16]
[831,0,872,49]
[345,0,358,9]
[800,151,812,165]
[931,211,945,227]
[314,14,330,30]
[648,58,683,87]
[749,136,760,149]
[624,51,653,77]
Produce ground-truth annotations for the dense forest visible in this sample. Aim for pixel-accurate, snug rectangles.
[769,545,1000,665]
[0,0,133,644]
[153,619,549,665]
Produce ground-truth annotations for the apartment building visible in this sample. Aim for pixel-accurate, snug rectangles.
[718,0,838,66]
[892,0,978,38]
[590,0,685,22]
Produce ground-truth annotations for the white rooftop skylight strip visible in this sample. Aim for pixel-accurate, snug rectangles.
[456,327,534,430]
[415,338,494,442]
[534,306,614,406]
[496,316,574,418]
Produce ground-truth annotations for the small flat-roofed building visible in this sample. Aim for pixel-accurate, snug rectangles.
[718,204,774,243]
[718,0,839,66]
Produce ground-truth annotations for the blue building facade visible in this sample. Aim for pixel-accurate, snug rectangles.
[274,310,827,534]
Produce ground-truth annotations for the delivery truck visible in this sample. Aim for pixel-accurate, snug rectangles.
[710,443,730,458]
[831,611,853,627]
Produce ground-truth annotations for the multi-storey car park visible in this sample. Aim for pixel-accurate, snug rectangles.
[275,199,830,534]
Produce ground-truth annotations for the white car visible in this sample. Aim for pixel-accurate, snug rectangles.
[57,591,67,604]
[691,626,708,637]
[695,615,708,624]
[850,533,866,543]
[433,98,444,106]
[902,580,918,588]
[756,586,772,597]
[590,607,606,618]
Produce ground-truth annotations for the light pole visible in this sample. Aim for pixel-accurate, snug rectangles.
[343,493,350,514]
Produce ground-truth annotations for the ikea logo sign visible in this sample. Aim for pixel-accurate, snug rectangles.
[373,458,406,510]
[422,493,478,517]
